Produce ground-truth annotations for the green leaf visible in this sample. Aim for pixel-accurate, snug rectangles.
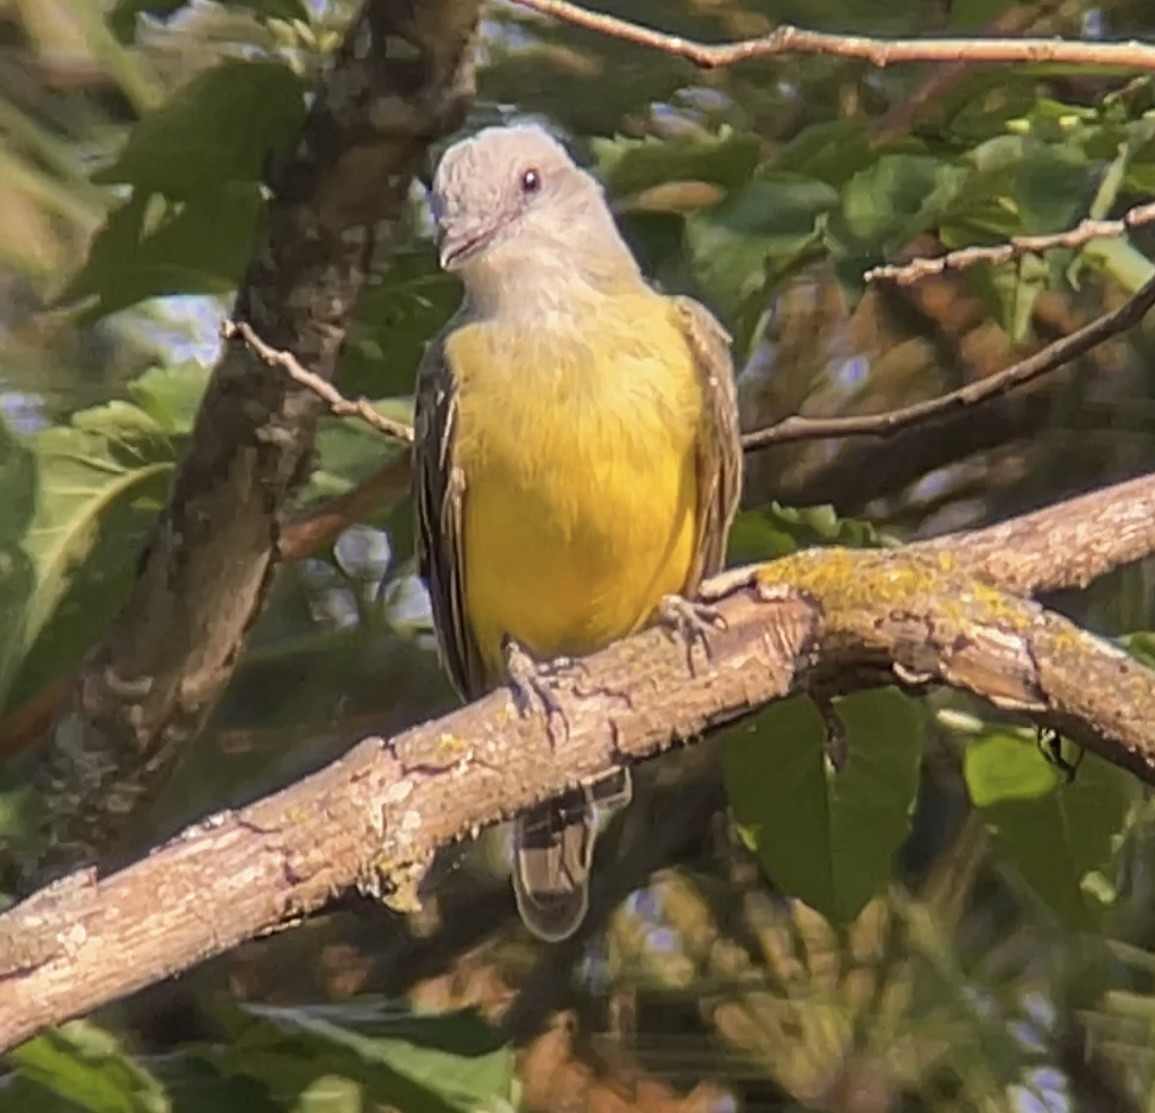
[965,254,1050,344]
[1012,142,1093,234]
[6,1021,169,1113]
[93,61,305,199]
[215,1002,515,1113]
[125,363,211,437]
[0,415,39,715]
[772,119,874,186]
[0,376,186,713]
[722,688,924,924]
[963,728,1139,930]
[57,187,263,319]
[727,502,885,565]
[685,175,836,333]
[825,154,972,294]
[306,398,414,505]
[592,127,760,205]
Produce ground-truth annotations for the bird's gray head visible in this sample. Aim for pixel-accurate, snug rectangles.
[430,124,637,294]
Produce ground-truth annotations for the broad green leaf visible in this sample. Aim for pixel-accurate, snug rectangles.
[722,688,924,924]
[57,187,264,320]
[964,254,1050,344]
[727,502,885,565]
[964,728,1139,930]
[214,1001,514,1113]
[0,415,39,712]
[125,363,210,436]
[592,127,760,206]
[0,390,180,713]
[685,175,836,332]
[0,361,411,714]
[1012,142,1093,234]
[93,61,304,199]
[6,1021,169,1113]
[306,398,414,504]
[824,154,972,294]
[1081,236,1155,295]
[772,119,874,186]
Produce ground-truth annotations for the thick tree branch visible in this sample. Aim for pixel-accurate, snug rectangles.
[27,0,480,881]
[6,477,1155,1048]
[515,0,1155,72]
[916,471,1155,595]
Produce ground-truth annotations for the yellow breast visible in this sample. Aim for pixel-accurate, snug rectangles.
[447,291,704,680]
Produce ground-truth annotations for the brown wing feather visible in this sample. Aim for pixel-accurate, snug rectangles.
[413,325,487,702]
[672,296,744,588]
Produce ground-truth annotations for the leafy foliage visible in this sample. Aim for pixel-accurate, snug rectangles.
[722,689,924,924]
[4,0,1155,1108]
[5,1006,515,1112]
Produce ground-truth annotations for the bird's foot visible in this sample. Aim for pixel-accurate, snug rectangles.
[503,637,576,750]
[656,592,728,676]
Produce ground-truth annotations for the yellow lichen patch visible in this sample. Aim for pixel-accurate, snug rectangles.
[754,548,1038,636]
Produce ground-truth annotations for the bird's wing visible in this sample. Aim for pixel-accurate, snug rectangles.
[673,296,744,586]
[413,325,488,702]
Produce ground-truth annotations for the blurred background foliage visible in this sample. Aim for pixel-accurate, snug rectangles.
[3,0,1155,1108]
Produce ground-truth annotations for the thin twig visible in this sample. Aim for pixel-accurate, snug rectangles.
[868,201,1155,284]
[221,320,415,445]
[741,272,1155,450]
[515,0,1155,72]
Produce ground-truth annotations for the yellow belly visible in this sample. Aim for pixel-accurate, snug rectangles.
[447,295,703,680]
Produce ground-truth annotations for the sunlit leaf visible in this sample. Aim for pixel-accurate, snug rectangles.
[964,728,1139,930]
[727,502,885,565]
[6,1021,169,1113]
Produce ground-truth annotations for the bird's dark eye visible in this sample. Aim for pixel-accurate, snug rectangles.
[520,167,541,195]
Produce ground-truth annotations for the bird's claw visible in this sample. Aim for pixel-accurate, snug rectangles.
[656,592,726,675]
[504,637,574,749]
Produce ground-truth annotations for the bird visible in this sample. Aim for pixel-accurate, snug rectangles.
[413,122,743,942]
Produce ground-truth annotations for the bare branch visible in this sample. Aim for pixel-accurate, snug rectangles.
[741,273,1155,451]
[867,200,1155,285]
[222,320,414,445]
[27,0,480,883]
[515,0,1155,72]
[6,498,1155,1047]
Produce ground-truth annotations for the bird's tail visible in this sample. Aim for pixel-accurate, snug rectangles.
[512,769,632,942]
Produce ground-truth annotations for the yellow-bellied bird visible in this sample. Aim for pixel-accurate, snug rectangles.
[414,124,743,941]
